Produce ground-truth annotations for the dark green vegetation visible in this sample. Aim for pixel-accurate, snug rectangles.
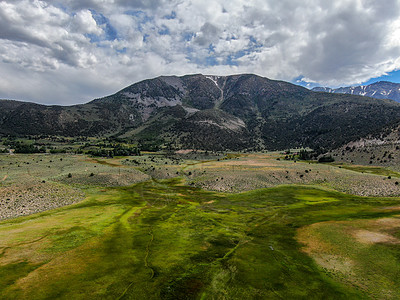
[2,74,400,151]
[1,176,400,299]
[0,136,141,157]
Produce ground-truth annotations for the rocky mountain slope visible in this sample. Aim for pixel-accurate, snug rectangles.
[325,120,400,168]
[312,81,400,102]
[2,74,400,151]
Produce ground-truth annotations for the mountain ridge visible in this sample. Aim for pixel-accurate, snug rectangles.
[2,74,400,151]
[312,81,400,102]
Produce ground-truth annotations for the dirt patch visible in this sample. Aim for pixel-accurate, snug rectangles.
[216,159,279,167]
[353,230,400,245]
[175,149,194,154]
[313,254,355,275]
[373,217,400,228]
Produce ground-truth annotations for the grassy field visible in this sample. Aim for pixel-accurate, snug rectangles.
[1,152,400,299]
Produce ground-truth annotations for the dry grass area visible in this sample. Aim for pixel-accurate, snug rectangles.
[186,153,400,196]
[58,169,149,187]
[0,154,150,220]
[0,180,84,220]
[2,151,400,221]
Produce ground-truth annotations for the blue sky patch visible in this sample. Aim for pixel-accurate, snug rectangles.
[90,10,118,41]
[116,47,127,54]
[292,76,319,89]
[124,10,153,32]
[182,32,195,42]
[164,11,176,20]
[205,55,219,66]
[226,51,246,66]
[363,69,400,85]
[158,25,170,36]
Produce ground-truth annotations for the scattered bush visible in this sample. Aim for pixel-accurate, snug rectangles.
[318,155,335,163]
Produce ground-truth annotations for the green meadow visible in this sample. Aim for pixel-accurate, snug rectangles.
[1,153,400,299]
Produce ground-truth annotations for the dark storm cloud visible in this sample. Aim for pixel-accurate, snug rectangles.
[194,22,220,46]
[116,0,164,9]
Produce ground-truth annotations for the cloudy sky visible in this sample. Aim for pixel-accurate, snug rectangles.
[1,0,400,105]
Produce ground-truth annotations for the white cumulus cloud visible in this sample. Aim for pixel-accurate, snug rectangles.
[0,0,399,104]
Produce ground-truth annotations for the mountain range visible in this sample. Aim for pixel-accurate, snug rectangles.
[312,81,400,102]
[2,74,400,151]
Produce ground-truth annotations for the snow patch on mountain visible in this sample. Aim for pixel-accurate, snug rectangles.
[312,81,400,102]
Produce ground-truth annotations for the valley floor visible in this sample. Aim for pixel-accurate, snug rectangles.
[0,152,400,299]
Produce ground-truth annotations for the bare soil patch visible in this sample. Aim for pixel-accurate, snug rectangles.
[353,230,400,244]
